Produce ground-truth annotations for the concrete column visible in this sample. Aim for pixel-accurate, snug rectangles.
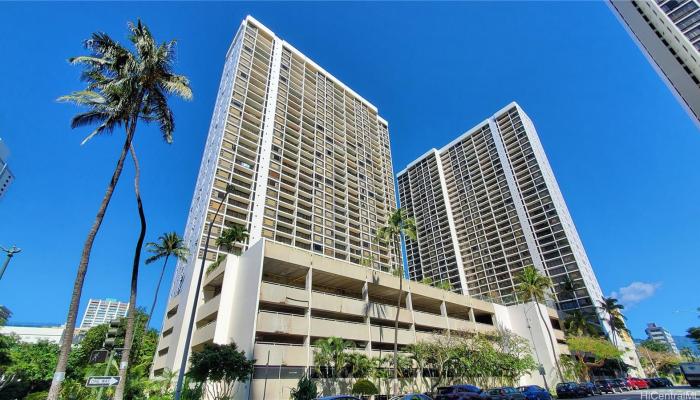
[305,265,313,369]
[441,301,450,337]
[362,282,372,355]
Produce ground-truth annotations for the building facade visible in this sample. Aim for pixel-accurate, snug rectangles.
[397,103,643,375]
[80,298,129,329]
[608,0,700,128]
[159,15,400,384]
[155,240,568,398]
[0,325,65,344]
[154,17,571,396]
[645,322,680,354]
[0,139,14,199]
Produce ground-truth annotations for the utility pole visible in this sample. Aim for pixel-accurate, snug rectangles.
[0,245,21,280]
[174,184,235,400]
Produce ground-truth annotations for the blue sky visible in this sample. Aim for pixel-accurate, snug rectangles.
[0,2,698,339]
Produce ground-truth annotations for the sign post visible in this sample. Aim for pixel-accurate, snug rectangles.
[85,376,120,388]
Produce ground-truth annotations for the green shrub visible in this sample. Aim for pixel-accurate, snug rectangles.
[290,375,318,400]
[24,391,48,400]
[351,379,378,395]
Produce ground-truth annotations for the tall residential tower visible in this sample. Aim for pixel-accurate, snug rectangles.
[608,0,700,128]
[0,139,14,199]
[153,20,570,397]
[156,14,399,378]
[80,298,129,329]
[398,103,643,373]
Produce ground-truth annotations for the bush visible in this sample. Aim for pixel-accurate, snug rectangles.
[290,375,318,400]
[351,379,378,395]
[25,391,49,400]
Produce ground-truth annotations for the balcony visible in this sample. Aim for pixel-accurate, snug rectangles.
[366,302,412,325]
[311,291,365,317]
[370,325,413,345]
[256,311,308,336]
[254,343,308,366]
[259,281,309,307]
[310,317,367,342]
[196,295,221,324]
[413,310,447,329]
[192,321,216,347]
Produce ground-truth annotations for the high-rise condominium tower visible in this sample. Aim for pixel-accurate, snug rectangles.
[398,103,644,374]
[398,103,604,314]
[0,139,14,199]
[156,15,399,377]
[646,322,680,354]
[80,298,129,329]
[608,0,700,128]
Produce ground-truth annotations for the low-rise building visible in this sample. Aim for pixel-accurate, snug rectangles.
[153,240,568,398]
[0,324,65,344]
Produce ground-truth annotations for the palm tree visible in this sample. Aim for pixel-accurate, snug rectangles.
[207,225,249,272]
[313,337,354,378]
[144,232,189,328]
[515,265,564,382]
[376,208,417,394]
[52,20,191,400]
[598,296,629,375]
[563,310,597,336]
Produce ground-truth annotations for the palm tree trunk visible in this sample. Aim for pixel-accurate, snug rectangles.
[145,254,170,330]
[114,143,147,400]
[392,237,402,395]
[532,295,565,382]
[47,126,136,400]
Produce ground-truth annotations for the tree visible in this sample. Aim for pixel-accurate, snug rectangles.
[563,310,598,337]
[52,19,192,400]
[637,347,683,376]
[566,335,623,381]
[345,352,373,379]
[187,342,255,400]
[5,340,59,394]
[376,208,417,393]
[290,375,318,400]
[515,265,564,382]
[313,337,354,378]
[208,225,249,272]
[145,232,190,328]
[352,379,379,396]
[687,327,700,346]
[640,339,670,353]
[598,296,628,376]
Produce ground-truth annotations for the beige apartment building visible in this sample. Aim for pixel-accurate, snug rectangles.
[154,240,568,398]
[154,16,572,398]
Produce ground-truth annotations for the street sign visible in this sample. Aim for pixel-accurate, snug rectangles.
[85,376,120,388]
[89,350,109,364]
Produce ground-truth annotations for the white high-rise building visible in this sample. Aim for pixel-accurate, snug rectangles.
[80,298,129,329]
[153,19,571,397]
[398,103,643,375]
[0,139,14,199]
[608,0,700,128]
[646,322,680,354]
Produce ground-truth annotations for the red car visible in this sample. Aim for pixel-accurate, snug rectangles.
[627,377,649,390]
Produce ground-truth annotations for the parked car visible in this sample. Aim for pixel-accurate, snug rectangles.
[626,377,648,390]
[612,378,631,391]
[435,384,483,400]
[680,362,700,388]
[579,382,601,396]
[643,378,662,388]
[594,379,618,394]
[517,385,552,400]
[655,377,674,387]
[482,387,525,400]
[390,395,433,400]
[555,382,586,398]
